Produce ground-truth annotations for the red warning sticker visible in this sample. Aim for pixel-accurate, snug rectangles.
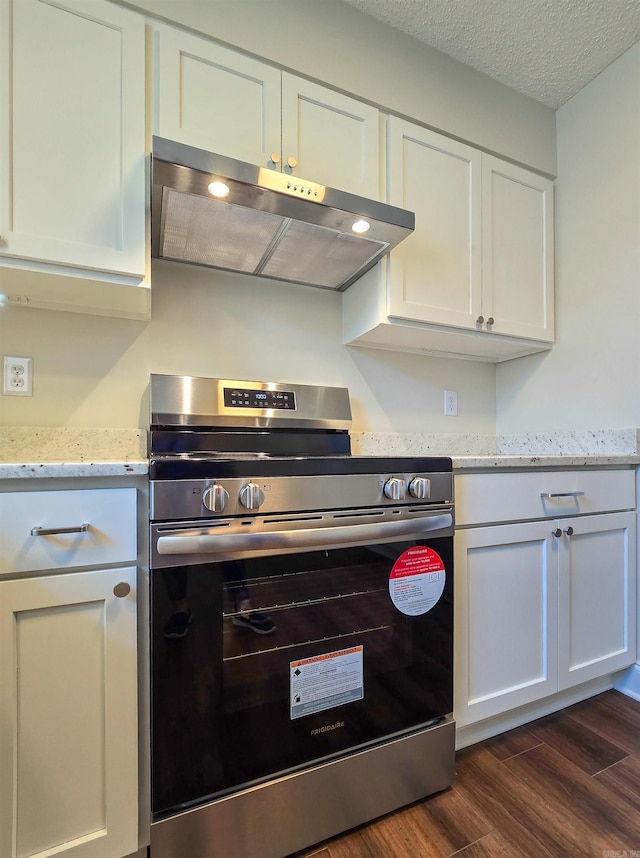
[389,546,446,616]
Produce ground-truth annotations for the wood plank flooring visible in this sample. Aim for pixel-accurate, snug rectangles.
[291,690,640,858]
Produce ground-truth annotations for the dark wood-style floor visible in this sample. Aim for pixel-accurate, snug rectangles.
[292,690,640,857]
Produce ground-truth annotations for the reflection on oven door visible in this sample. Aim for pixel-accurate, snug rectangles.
[151,536,453,819]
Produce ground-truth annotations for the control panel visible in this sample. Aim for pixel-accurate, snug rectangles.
[223,387,296,410]
[150,472,452,522]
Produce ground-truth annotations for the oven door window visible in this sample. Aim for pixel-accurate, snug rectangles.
[151,537,453,818]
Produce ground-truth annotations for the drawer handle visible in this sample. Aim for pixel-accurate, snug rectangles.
[30,523,90,537]
[540,492,585,499]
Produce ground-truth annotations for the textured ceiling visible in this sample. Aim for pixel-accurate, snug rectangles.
[339,0,640,108]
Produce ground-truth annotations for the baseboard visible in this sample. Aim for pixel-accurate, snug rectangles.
[614,663,640,702]
[455,675,614,750]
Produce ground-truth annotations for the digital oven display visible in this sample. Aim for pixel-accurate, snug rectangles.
[223,387,296,410]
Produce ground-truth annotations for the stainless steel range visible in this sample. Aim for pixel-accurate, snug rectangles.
[148,374,455,858]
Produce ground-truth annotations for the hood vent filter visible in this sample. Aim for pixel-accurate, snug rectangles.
[152,137,414,291]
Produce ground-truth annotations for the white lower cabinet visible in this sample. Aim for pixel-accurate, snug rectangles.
[0,566,139,858]
[455,519,558,724]
[557,511,636,689]
[454,471,636,727]
[0,487,139,858]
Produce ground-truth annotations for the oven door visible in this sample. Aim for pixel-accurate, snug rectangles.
[150,506,453,819]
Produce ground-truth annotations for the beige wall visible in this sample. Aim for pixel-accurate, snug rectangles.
[1,0,564,434]
[496,41,640,433]
[0,262,496,431]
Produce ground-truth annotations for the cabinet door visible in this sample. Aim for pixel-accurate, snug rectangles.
[455,521,557,726]
[482,155,554,341]
[281,75,380,198]
[153,24,281,166]
[0,567,138,858]
[387,118,482,328]
[557,511,636,690]
[0,0,145,276]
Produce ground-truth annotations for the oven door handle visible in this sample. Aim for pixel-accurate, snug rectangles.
[156,513,453,557]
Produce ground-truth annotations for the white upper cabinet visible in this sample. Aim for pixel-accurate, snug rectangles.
[0,0,149,319]
[280,75,380,197]
[152,25,282,167]
[482,155,554,342]
[152,24,381,199]
[387,121,483,329]
[343,116,555,362]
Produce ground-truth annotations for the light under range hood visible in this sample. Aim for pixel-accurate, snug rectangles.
[151,136,415,291]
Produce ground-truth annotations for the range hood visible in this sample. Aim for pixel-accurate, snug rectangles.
[151,136,414,291]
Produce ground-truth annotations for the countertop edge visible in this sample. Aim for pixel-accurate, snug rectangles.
[452,454,640,469]
[0,461,149,479]
[1,455,639,480]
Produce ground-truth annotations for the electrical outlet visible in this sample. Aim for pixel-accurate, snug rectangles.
[3,356,33,396]
[444,389,458,416]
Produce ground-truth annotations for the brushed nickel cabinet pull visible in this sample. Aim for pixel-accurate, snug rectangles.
[113,582,131,598]
[30,523,90,536]
[540,492,585,499]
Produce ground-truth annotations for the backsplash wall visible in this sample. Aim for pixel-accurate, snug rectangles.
[0,260,497,433]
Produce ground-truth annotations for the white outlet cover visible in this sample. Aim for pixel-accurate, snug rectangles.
[3,356,33,396]
[444,389,458,416]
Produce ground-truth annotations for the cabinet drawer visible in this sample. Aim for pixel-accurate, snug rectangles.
[0,488,137,574]
[455,469,636,526]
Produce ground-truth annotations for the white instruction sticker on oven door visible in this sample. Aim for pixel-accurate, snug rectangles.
[389,546,446,616]
[290,645,364,720]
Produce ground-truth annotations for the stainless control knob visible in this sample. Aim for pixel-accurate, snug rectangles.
[203,484,229,513]
[383,478,406,501]
[239,482,265,509]
[408,477,431,499]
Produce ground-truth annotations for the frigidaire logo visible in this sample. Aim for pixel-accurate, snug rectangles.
[311,721,345,736]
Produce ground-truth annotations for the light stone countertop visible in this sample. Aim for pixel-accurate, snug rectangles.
[352,429,640,470]
[0,428,148,479]
[1,427,640,480]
